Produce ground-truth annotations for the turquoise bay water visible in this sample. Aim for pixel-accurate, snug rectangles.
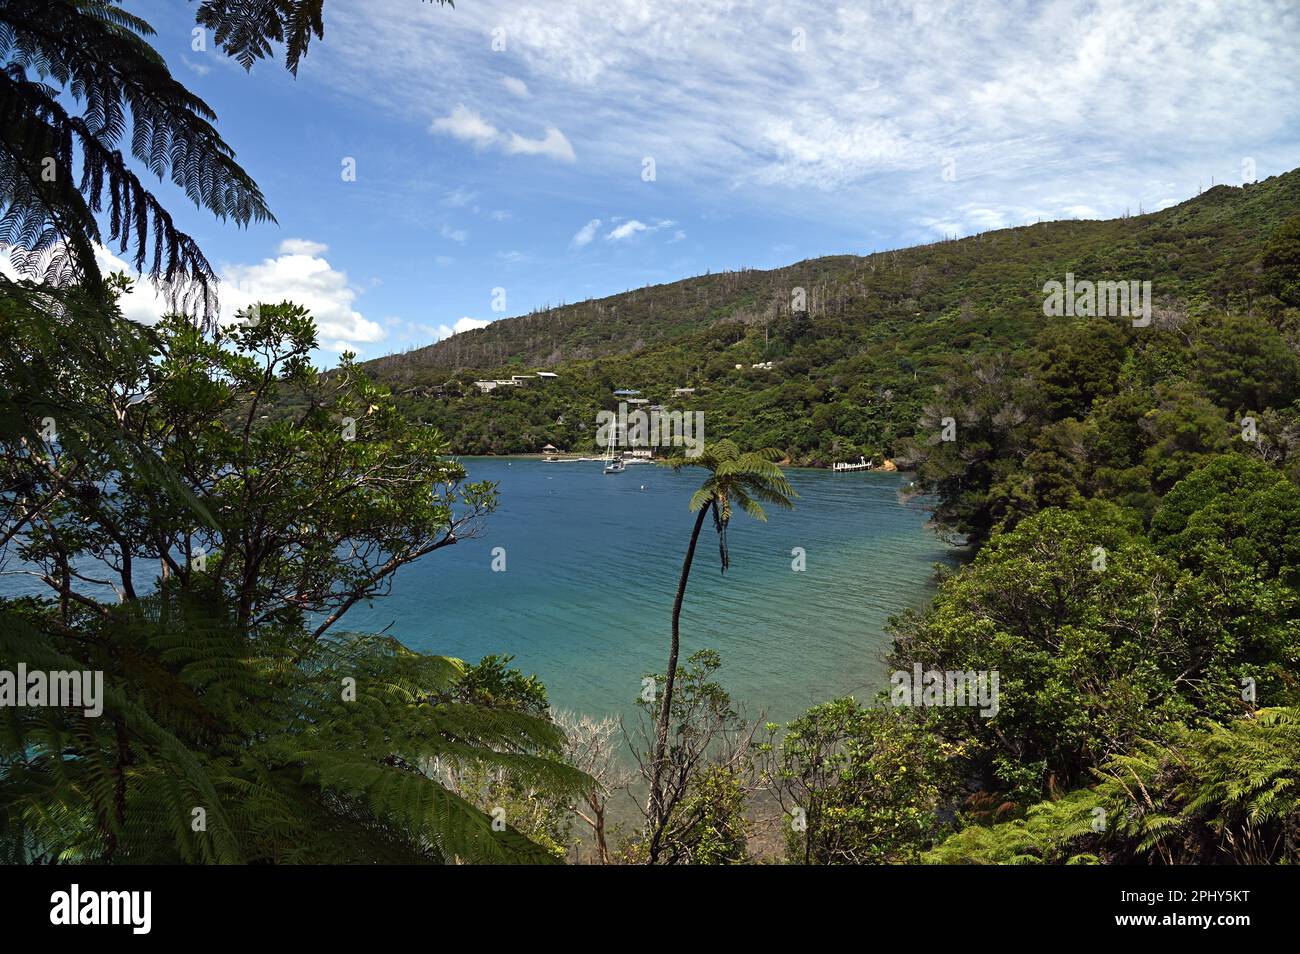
[344,458,956,725]
[0,457,955,725]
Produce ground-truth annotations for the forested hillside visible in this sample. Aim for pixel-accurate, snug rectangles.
[358,169,1300,465]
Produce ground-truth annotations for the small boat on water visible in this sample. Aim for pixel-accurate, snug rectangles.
[602,426,625,474]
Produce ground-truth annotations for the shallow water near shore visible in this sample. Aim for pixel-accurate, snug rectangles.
[343,457,957,725]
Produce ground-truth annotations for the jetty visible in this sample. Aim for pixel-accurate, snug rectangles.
[833,456,874,472]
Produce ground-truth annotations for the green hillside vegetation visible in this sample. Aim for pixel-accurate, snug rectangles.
[771,210,1300,864]
[349,171,1300,467]
[4,0,1298,866]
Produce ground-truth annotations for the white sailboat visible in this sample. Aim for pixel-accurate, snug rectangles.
[602,422,625,474]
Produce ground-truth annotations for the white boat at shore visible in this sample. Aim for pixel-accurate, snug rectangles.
[602,428,625,474]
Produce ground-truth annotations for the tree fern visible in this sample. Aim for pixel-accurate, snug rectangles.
[0,1,273,319]
[194,0,454,75]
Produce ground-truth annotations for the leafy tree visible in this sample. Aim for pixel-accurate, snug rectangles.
[11,299,498,638]
[906,351,1040,546]
[0,1,272,312]
[627,649,759,865]
[889,507,1240,801]
[1140,382,1234,493]
[646,443,794,862]
[0,284,588,862]
[1033,319,1128,421]
[1191,312,1300,412]
[1259,213,1300,313]
[671,765,750,865]
[763,699,957,864]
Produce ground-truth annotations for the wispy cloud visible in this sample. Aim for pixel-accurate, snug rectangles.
[605,218,676,241]
[442,187,478,207]
[322,0,1300,233]
[409,315,491,343]
[606,219,648,241]
[277,237,330,256]
[429,104,499,148]
[430,104,575,163]
[504,127,575,162]
[502,76,530,98]
[571,218,601,247]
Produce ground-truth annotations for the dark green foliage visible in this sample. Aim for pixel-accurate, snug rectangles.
[0,282,589,863]
[1191,312,1299,412]
[0,596,587,863]
[194,0,454,74]
[926,708,1300,865]
[764,699,957,864]
[628,650,756,865]
[0,1,273,315]
[1259,213,1300,312]
[1033,319,1129,421]
[456,654,551,717]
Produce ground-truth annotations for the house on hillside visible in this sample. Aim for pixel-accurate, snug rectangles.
[613,388,641,397]
[511,375,537,386]
[536,371,559,382]
[673,387,696,397]
[472,380,499,393]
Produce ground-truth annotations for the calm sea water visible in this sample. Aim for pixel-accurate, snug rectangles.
[343,458,956,725]
[0,457,955,725]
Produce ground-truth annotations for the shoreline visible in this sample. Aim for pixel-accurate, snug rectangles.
[450,453,913,475]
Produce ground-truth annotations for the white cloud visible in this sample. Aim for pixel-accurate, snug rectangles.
[440,224,468,243]
[430,104,500,147]
[571,218,601,247]
[320,0,1300,235]
[606,219,649,241]
[503,127,575,162]
[604,218,679,241]
[411,315,491,343]
[278,237,329,256]
[2,241,382,355]
[502,76,530,97]
[220,243,383,352]
[429,104,575,163]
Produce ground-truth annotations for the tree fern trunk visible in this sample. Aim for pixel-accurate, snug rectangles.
[648,503,710,863]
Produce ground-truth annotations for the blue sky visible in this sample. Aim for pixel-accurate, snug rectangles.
[105,0,1300,362]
